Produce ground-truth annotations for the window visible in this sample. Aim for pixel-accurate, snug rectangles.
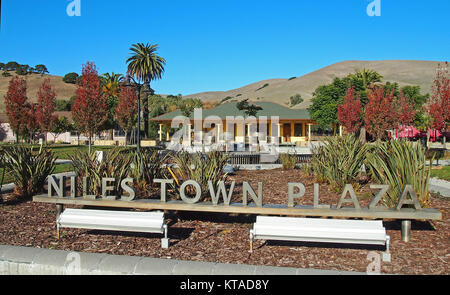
[294,123,303,137]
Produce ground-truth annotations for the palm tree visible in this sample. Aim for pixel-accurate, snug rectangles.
[101,72,124,139]
[101,72,123,97]
[350,68,383,90]
[126,43,166,138]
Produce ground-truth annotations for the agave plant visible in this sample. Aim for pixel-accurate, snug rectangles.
[365,140,431,208]
[3,146,56,198]
[311,135,368,192]
[70,148,132,197]
[129,149,166,197]
[169,151,230,200]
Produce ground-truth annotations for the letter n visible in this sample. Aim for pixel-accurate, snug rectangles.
[48,175,64,197]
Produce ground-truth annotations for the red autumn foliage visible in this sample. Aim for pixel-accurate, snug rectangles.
[71,62,107,143]
[115,86,137,137]
[395,91,417,127]
[4,76,30,139]
[364,87,396,140]
[428,62,449,131]
[24,104,39,140]
[36,78,57,135]
[337,87,362,133]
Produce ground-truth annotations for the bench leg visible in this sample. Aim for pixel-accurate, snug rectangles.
[161,224,169,249]
[382,235,391,262]
[249,230,254,253]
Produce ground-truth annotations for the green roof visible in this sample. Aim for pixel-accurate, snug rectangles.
[151,101,311,121]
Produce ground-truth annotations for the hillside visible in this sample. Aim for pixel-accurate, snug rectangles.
[0,60,444,113]
[184,60,443,108]
[0,74,76,112]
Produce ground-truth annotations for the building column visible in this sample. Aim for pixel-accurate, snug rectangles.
[217,124,222,144]
[159,124,163,142]
[166,130,170,141]
[308,124,312,144]
[339,125,343,137]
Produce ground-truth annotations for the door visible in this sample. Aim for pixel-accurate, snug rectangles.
[283,123,291,142]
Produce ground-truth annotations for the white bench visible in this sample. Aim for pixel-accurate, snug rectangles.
[57,209,169,248]
[250,216,391,262]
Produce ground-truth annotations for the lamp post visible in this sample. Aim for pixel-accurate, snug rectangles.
[123,76,145,153]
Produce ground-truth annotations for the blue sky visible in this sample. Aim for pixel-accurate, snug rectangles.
[0,0,449,95]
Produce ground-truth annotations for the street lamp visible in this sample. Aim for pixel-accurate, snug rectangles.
[123,75,146,153]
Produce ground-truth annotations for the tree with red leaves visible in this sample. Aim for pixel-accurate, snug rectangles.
[364,87,397,140]
[428,62,449,143]
[36,78,57,144]
[115,86,137,144]
[337,87,362,134]
[4,76,30,142]
[71,62,107,152]
[395,91,417,127]
[24,104,39,143]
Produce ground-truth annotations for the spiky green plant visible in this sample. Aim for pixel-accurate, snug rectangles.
[129,149,166,197]
[279,154,297,170]
[365,140,432,208]
[311,135,367,192]
[169,151,230,200]
[69,148,132,196]
[3,146,56,198]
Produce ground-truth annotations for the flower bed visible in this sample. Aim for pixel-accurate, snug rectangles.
[0,169,448,274]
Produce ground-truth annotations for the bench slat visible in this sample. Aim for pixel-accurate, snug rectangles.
[255,216,383,229]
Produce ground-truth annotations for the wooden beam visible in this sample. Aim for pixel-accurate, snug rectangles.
[33,195,442,220]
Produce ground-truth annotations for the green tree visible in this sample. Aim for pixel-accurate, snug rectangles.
[236,99,263,117]
[50,116,73,143]
[101,72,124,139]
[126,43,166,138]
[63,72,79,84]
[289,94,303,107]
[179,98,203,117]
[35,64,49,76]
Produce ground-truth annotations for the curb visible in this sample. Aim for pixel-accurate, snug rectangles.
[0,245,363,275]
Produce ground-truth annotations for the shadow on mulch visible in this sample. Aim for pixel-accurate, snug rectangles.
[262,240,387,252]
[167,211,256,224]
[383,220,435,231]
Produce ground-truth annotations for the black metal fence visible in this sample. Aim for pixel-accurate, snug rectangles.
[227,153,312,165]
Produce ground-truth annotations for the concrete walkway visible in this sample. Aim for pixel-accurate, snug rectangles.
[0,245,363,275]
[429,177,450,197]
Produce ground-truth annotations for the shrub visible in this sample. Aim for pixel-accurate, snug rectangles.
[365,140,431,208]
[279,154,297,170]
[311,135,367,192]
[255,83,269,91]
[129,150,166,197]
[2,71,11,77]
[63,72,79,84]
[169,151,230,200]
[3,146,56,198]
[69,148,132,197]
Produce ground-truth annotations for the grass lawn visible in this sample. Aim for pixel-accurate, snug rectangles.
[0,144,118,159]
[431,166,450,181]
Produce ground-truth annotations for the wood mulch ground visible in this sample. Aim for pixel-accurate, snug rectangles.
[0,169,448,274]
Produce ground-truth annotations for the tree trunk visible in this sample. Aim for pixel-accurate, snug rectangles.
[109,129,114,140]
[143,88,149,139]
[359,127,367,143]
[88,135,92,154]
